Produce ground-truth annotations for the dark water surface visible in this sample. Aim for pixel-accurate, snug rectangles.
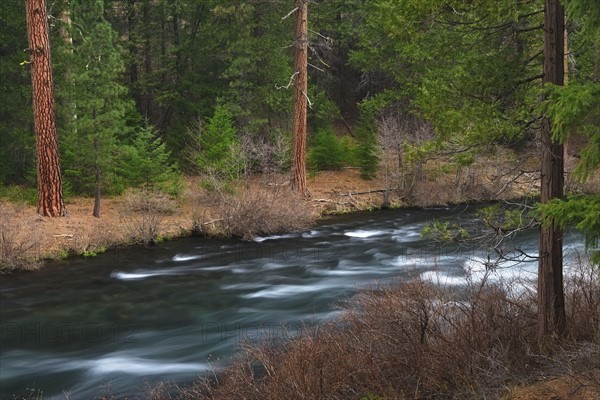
[0,206,585,398]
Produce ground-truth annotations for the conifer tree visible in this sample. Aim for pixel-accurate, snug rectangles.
[58,0,137,207]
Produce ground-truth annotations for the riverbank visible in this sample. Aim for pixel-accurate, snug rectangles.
[1,157,599,399]
[1,150,597,273]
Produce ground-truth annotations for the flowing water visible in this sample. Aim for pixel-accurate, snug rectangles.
[0,206,585,398]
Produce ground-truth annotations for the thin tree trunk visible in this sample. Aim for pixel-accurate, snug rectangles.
[538,0,565,339]
[127,0,141,109]
[92,112,100,218]
[59,0,77,131]
[142,0,152,119]
[93,166,101,218]
[291,0,308,195]
[25,0,66,217]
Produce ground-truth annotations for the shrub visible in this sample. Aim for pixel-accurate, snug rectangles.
[210,186,315,239]
[194,105,243,183]
[0,204,41,272]
[119,127,182,196]
[0,185,37,205]
[308,129,355,171]
[121,188,179,244]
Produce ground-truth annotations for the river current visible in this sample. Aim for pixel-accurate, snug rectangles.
[0,205,585,398]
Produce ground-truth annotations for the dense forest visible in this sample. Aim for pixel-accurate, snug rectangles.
[3,0,598,253]
[1,0,596,184]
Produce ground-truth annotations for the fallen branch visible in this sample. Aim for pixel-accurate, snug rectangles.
[335,189,390,196]
[312,198,356,207]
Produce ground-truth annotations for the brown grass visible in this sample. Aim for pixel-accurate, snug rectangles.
[0,203,42,272]
[201,185,316,240]
[156,257,599,400]
[120,188,180,244]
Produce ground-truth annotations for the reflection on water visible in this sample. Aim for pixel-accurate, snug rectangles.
[0,206,585,398]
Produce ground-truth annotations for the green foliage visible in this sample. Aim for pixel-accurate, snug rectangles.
[308,129,355,171]
[545,82,600,181]
[58,0,138,196]
[310,91,340,131]
[119,127,181,195]
[0,185,37,205]
[0,0,34,186]
[562,0,600,35]
[82,246,106,258]
[351,0,542,151]
[477,204,534,232]
[540,195,600,265]
[195,105,242,183]
[356,137,380,180]
[422,220,469,242]
[361,394,385,400]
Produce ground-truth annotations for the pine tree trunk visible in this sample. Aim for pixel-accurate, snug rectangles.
[291,0,308,195]
[26,0,66,217]
[538,0,565,339]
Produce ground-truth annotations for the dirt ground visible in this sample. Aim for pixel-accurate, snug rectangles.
[1,169,389,265]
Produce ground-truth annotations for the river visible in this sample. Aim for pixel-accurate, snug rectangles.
[0,205,586,398]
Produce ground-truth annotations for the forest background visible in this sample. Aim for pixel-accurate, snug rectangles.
[0,0,599,258]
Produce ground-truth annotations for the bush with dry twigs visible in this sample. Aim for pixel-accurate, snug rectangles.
[120,189,179,244]
[0,204,41,272]
[197,186,315,240]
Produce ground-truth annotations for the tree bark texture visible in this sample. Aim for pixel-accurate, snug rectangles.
[291,0,308,195]
[26,0,66,217]
[538,0,565,338]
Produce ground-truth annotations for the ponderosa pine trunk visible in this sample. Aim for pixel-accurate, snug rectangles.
[538,0,565,339]
[25,0,66,217]
[291,0,308,195]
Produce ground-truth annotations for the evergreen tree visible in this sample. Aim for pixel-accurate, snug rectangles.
[119,127,180,194]
[194,105,242,182]
[57,0,137,199]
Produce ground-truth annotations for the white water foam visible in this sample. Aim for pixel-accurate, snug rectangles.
[110,271,173,280]
[87,356,209,375]
[254,233,297,242]
[344,230,386,238]
[172,254,204,262]
[242,283,333,299]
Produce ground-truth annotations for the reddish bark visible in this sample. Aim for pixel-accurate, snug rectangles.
[25,0,66,217]
[291,0,308,195]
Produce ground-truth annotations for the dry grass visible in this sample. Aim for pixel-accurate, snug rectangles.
[197,185,315,240]
[157,258,600,400]
[120,188,180,244]
[0,203,42,272]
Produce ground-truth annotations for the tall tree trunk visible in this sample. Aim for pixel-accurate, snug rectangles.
[25,0,66,217]
[59,0,77,132]
[538,0,565,339]
[127,0,141,109]
[291,0,308,195]
[92,109,100,218]
[142,0,152,120]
